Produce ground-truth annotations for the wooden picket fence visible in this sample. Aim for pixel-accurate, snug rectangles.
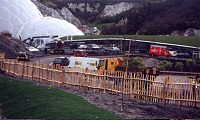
[0,59,200,108]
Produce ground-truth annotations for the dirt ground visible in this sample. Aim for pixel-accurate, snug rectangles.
[62,86,200,119]
[27,56,200,119]
[1,71,200,119]
[1,33,200,119]
[0,33,44,59]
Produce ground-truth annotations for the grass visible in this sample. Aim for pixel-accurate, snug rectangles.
[62,35,200,47]
[0,76,120,119]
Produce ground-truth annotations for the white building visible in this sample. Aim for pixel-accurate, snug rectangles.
[0,0,84,49]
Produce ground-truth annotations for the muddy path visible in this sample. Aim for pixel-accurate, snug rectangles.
[62,86,200,119]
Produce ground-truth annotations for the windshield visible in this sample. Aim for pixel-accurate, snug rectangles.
[54,58,64,63]
[18,52,27,57]
[113,47,120,50]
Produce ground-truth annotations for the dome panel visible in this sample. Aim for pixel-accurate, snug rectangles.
[19,13,29,23]
[10,15,23,27]
[21,17,83,40]
[10,0,18,6]
[11,27,20,36]
[1,0,10,8]
[0,6,11,19]
[9,5,20,16]
[0,19,13,33]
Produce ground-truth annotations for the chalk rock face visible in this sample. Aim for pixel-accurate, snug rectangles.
[32,0,82,27]
[100,2,135,17]
[0,0,84,40]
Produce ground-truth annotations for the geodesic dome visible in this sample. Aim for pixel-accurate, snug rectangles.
[0,0,84,40]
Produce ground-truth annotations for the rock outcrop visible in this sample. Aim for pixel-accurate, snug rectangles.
[100,2,141,17]
[32,0,82,27]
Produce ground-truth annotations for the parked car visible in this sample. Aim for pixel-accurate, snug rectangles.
[176,53,191,58]
[53,57,69,66]
[87,44,100,50]
[78,44,88,49]
[73,49,88,57]
[103,46,121,54]
[69,42,83,49]
[169,51,178,57]
[17,52,30,61]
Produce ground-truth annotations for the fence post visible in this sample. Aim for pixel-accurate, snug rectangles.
[13,60,16,77]
[8,60,10,74]
[103,70,107,93]
[1,59,3,71]
[21,61,25,79]
[121,71,126,111]
[32,63,35,81]
[130,73,133,98]
[192,79,197,107]
[162,77,168,104]
[61,67,65,86]
[46,66,49,84]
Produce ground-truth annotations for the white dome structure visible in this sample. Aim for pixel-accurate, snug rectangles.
[0,0,84,40]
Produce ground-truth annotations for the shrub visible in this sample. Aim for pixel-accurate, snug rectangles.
[129,57,146,71]
[175,62,184,71]
[159,60,173,71]
[186,59,196,71]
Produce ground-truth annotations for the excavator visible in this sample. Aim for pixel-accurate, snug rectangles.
[23,35,65,54]
[45,38,65,54]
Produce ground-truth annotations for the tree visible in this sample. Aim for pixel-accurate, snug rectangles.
[186,59,196,72]
[129,57,146,71]
[159,60,173,71]
[175,62,184,71]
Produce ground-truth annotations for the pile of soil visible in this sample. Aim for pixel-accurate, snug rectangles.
[0,33,44,59]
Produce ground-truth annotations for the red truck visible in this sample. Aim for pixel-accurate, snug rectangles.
[149,45,172,57]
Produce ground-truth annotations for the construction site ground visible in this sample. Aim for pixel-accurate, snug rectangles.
[1,34,200,119]
[1,72,200,119]
[63,85,200,119]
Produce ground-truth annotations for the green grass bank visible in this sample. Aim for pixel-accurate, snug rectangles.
[62,35,200,47]
[0,76,120,119]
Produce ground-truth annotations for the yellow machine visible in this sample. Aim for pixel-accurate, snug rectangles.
[67,56,124,72]
[99,57,124,72]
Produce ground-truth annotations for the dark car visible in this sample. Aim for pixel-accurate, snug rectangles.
[53,57,69,66]
[17,52,30,61]
[73,49,88,57]
[103,46,121,54]
[176,53,191,58]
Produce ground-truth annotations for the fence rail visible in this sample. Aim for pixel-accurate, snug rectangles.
[0,59,200,108]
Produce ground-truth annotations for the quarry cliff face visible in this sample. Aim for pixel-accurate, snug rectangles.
[68,3,100,13]
[100,2,142,17]
[32,0,82,27]
[66,2,143,18]
[32,0,142,25]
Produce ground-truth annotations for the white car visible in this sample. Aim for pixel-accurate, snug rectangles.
[87,44,100,50]
[78,44,88,49]
[169,51,178,57]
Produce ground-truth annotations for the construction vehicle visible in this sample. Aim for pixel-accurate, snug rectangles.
[53,56,124,72]
[17,52,30,61]
[23,35,65,54]
[45,38,65,54]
